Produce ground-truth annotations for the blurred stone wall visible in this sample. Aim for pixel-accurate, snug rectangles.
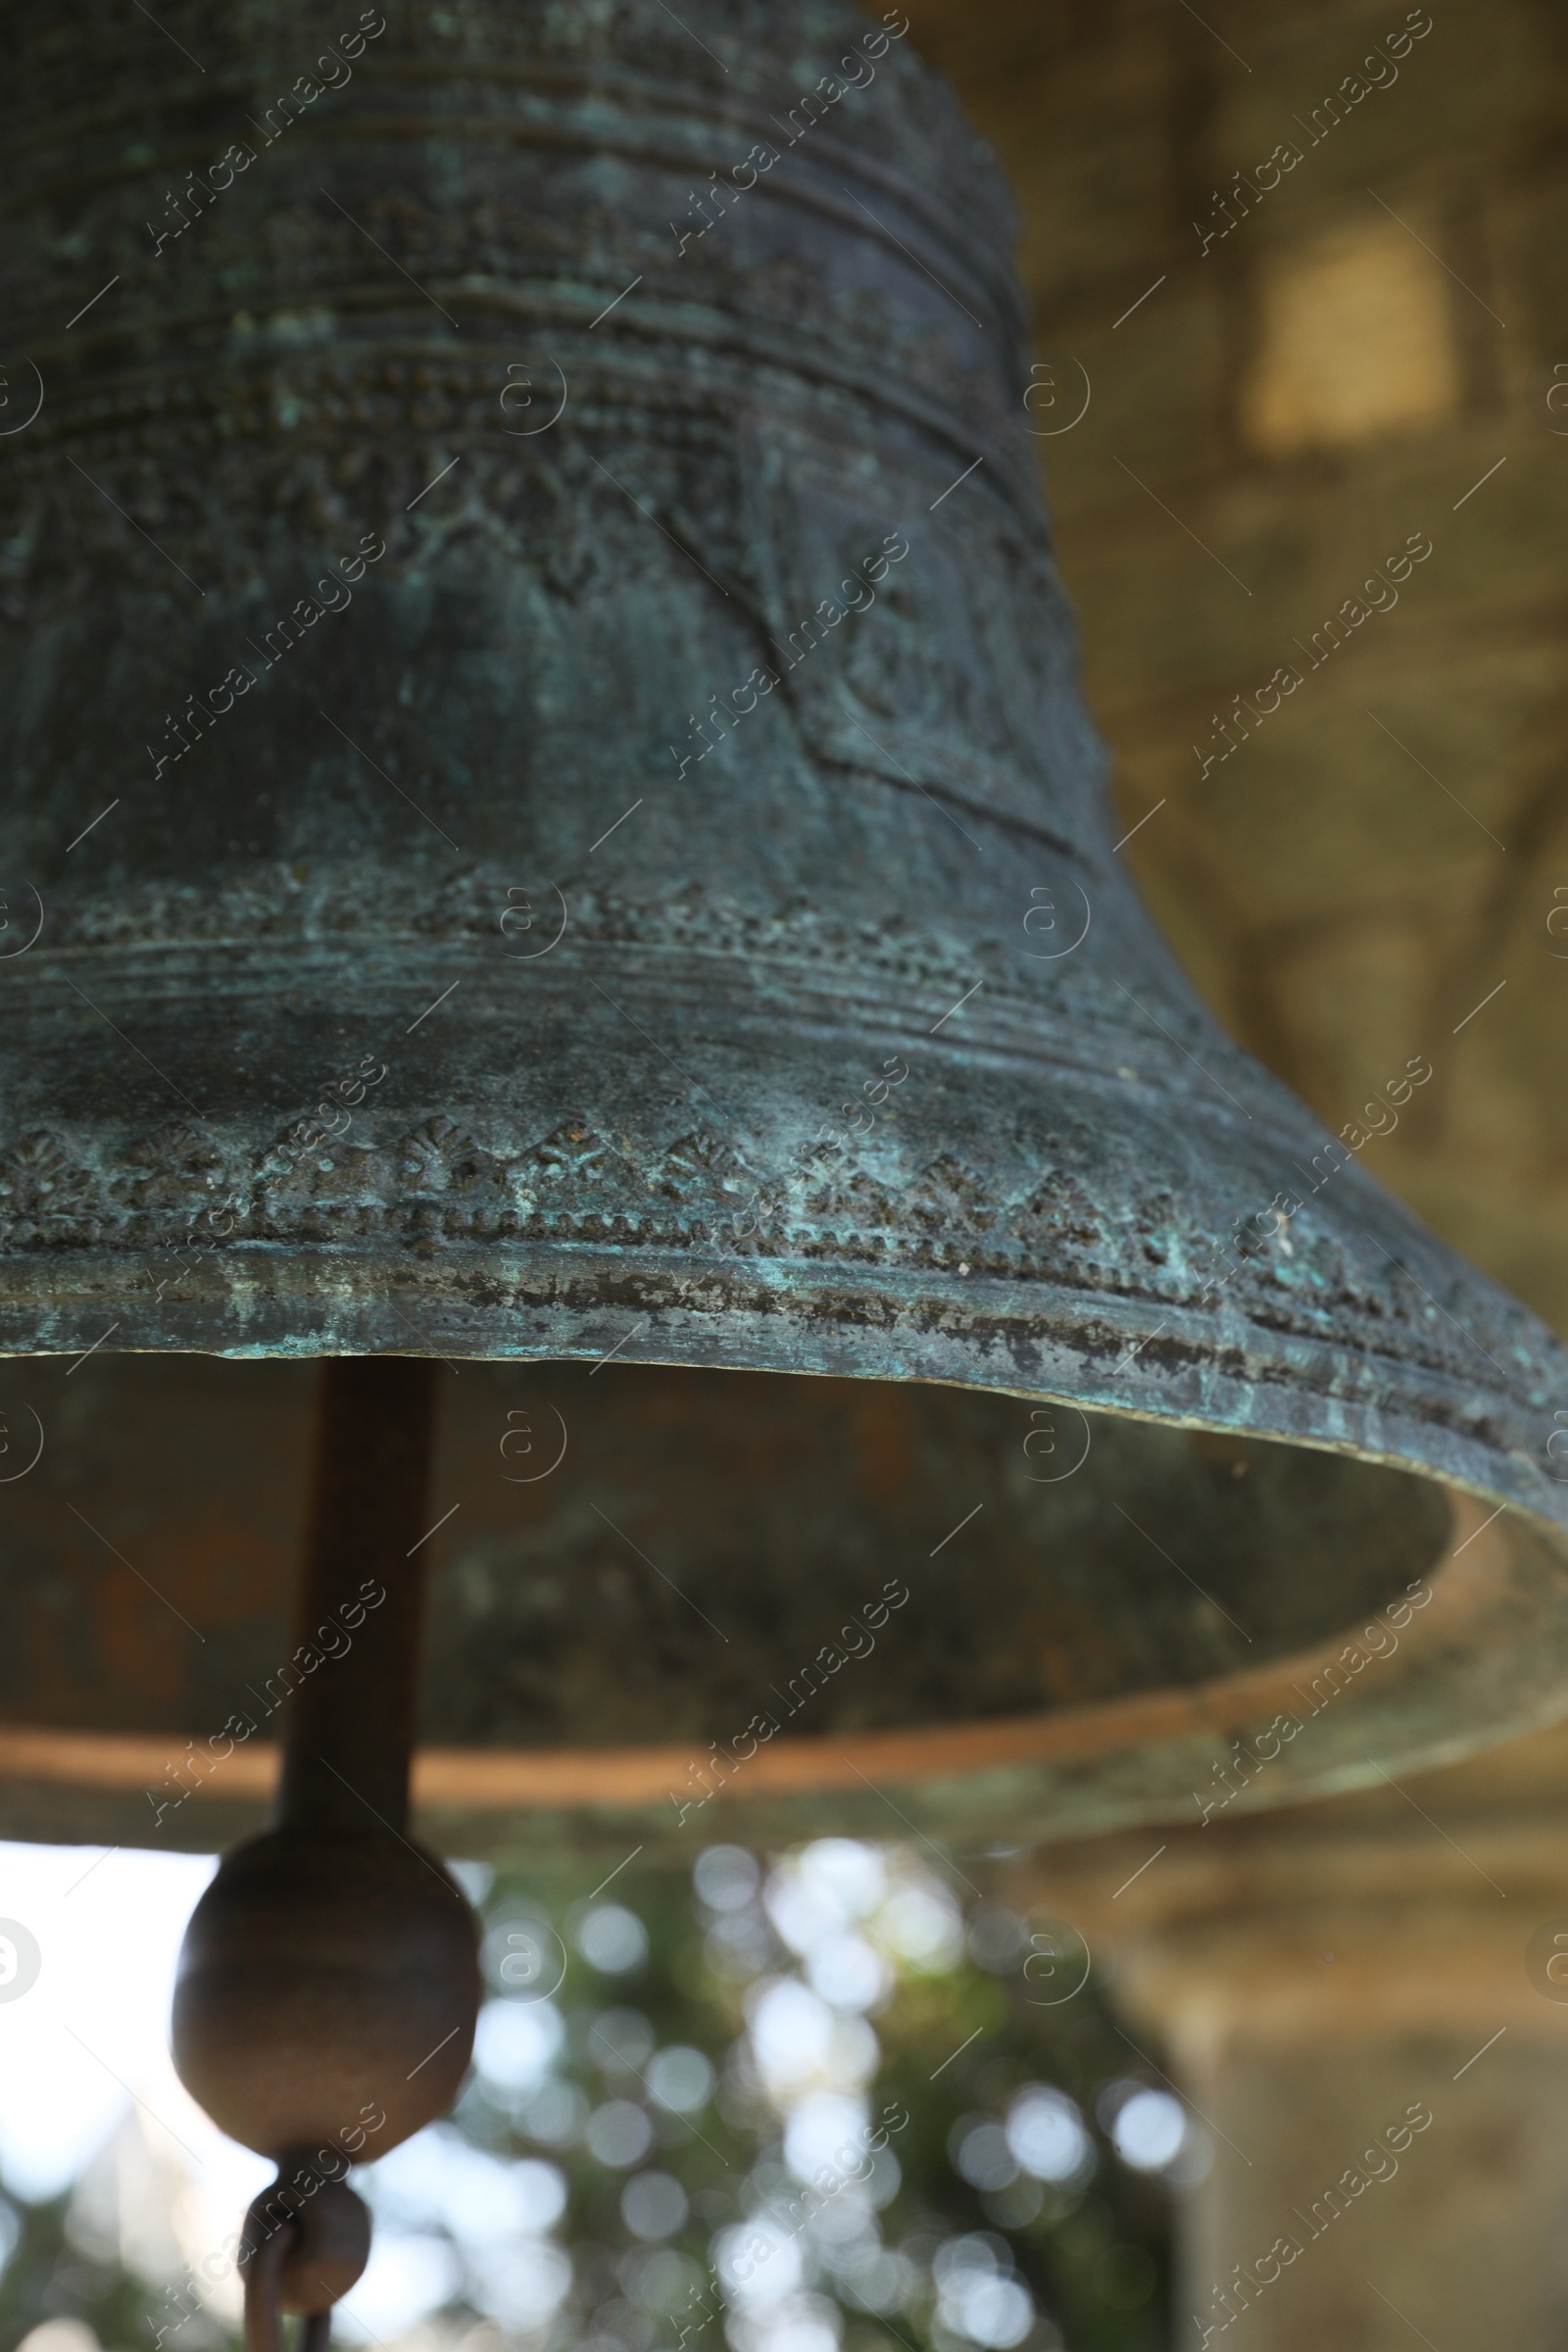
[897,0,1568,1329]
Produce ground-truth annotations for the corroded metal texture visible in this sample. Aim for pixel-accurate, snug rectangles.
[2,0,1568,1839]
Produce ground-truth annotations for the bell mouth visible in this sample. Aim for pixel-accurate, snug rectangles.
[0,1354,1560,1856]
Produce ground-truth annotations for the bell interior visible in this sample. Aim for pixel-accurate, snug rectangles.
[0,1355,1452,1763]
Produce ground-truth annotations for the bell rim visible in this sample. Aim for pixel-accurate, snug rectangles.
[0,1484,1564,1860]
[2,1237,1563,1522]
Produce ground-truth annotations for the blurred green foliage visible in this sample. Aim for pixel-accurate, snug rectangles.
[0,1844,1178,2352]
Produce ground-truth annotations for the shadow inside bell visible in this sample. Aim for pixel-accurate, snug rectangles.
[0,1355,1450,1764]
[419,1362,1451,1741]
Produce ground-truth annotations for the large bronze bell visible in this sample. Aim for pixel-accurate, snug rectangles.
[2,0,1565,1857]
[3,0,1568,2242]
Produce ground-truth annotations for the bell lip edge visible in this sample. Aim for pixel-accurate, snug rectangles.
[0,1484,1557,1844]
[3,1326,1550,1543]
